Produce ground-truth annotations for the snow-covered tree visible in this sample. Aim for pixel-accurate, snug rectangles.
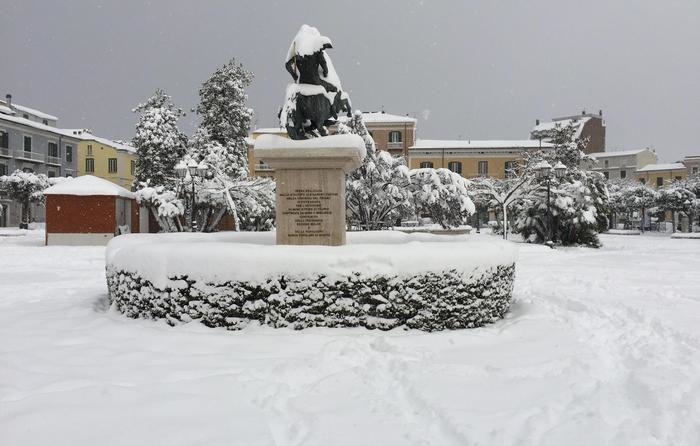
[341,111,412,230]
[656,181,697,232]
[513,124,609,247]
[607,180,657,230]
[133,183,185,232]
[195,59,253,179]
[0,170,50,228]
[472,173,533,239]
[132,89,187,188]
[409,168,475,229]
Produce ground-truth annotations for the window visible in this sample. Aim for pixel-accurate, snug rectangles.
[87,145,93,156]
[22,167,33,173]
[48,142,58,158]
[504,161,518,178]
[42,119,48,125]
[23,136,32,151]
[108,158,118,173]
[388,131,402,143]
[22,114,29,119]
[65,172,73,178]
[603,171,610,179]
[419,161,434,168]
[0,164,6,176]
[131,160,136,175]
[66,145,73,162]
[604,160,609,168]
[620,170,627,179]
[47,171,56,178]
[656,177,663,187]
[478,160,488,175]
[85,158,95,173]
[675,176,682,181]
[0,131,8,149]
[693,167,699,174]
[639,178,646,184]
[447,161,462,174]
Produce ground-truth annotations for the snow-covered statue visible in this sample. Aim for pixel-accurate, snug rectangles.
[279,25,352,140]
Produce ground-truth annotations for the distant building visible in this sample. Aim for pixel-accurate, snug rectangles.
[408,139,553,179]
[0,94,81,226]
[65,129,138,190]
[636,163,687,187]
[682,155,700,176]
[337,111,417,157]
[588,148,657,180]
[531,110,606,154]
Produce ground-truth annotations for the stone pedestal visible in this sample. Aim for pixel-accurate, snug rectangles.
[254,134,365,246]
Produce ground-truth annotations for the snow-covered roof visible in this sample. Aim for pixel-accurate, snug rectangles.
[589,149,649,158]
[531,116,591,139]
[0,104,14,115]
[338,111,417,125]
[411,139,554,149]
[12,104,58,121]
[43,175,135,198]
[637,163,686,172]
[0,113,82,139]
[64,129,137,153]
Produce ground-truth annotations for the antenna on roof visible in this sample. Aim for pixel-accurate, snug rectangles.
[381,105,384,113]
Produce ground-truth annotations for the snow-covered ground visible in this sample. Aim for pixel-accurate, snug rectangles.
[1,229,699,445]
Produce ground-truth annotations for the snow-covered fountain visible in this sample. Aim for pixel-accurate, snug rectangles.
[105,25,517,331]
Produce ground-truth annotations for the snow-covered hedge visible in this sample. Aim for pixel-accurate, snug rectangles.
[106,232,517,331]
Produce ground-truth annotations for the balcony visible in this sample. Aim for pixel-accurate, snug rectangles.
[0,147,10,158]
[13,150,45,163]
[46,155,62,165]
[387,141,404,151]
[255,162,274,172]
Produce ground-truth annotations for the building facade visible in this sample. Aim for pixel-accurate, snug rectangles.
[682,155,700,177]
[635,163,687,187]
[588,148,658,181]
[408,139,553,179]
[0,96,80,226]
[67,130,137,189]
[531,110,606,154]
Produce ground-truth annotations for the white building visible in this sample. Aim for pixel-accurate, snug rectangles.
[588,148,658,180]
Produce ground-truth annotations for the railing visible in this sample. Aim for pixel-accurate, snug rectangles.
[387,141,404,151]
[255,163,274,171]
[46,155,62,165]
[13,150,45,163]
[0,147,10,157]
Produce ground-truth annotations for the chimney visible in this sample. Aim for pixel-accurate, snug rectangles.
[581,109,586,115]
[535,119,540,125]
[5,94,12,107]
[598,109,603,117]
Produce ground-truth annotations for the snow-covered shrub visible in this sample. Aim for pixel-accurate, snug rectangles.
[655,181,697,231]
[341,111,413,230]
[409,168,476,229]
[0,170,50,227]
[607,180,657,229]
[513,124,609,247]
[106,232,517,332]
[134,184,185,232]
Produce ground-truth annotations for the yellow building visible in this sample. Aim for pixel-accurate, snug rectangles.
[635,163,687,187]
[68,130,137,189]
[408,139,554,179]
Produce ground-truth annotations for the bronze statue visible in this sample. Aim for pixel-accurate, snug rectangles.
[279,25,352,140]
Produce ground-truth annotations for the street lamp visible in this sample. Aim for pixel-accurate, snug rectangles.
[174,159,208,231]
[536,160,567,245]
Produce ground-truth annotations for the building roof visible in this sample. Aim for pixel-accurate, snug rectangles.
[0,113,82,139]
[12,104,59,121]
[44,175,134,198]
[531,114,597,139]
[410,139,554,150]
[637,163,687,172]
[63,129,137,154]
[339,111,417,124]
[589,149,650,158]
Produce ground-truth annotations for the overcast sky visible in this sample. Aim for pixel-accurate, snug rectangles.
[2,0,699,162]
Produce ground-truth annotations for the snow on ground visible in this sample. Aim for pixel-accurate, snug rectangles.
[1,229,699,445]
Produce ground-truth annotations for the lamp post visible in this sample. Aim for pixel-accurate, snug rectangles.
[536,160,566,245]
[175,159,209,231]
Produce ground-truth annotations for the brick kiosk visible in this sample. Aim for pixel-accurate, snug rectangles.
[43,175,139,246]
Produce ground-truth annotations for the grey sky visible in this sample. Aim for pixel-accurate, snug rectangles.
[2,0,699,162]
